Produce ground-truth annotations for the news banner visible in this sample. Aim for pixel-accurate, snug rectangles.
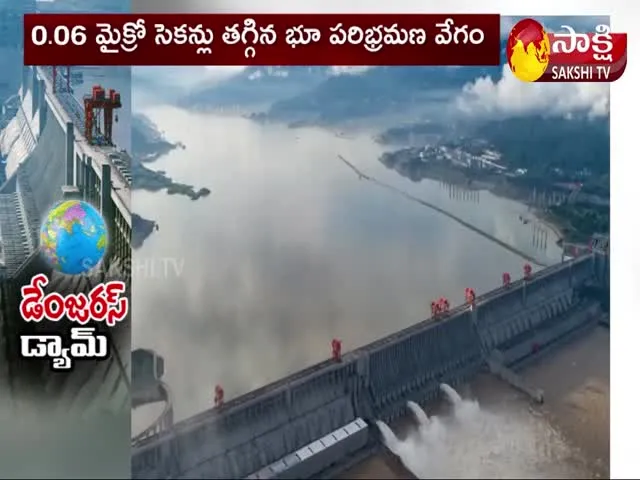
[18,273,128,371]
[22,14,627,82]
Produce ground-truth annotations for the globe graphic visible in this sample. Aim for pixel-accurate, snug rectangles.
[507,18,550,82]
[40,200,108,275]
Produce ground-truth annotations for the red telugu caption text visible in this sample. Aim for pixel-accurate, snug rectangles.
[19,273,128,327]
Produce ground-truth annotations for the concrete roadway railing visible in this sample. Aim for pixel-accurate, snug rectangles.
[132,381,174,445]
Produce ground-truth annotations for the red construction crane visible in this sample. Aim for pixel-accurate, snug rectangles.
[83,84,122,146]
[431,298,450,318]
[439,297,450,313]
[52,66,71,93]
[465,288,476,305]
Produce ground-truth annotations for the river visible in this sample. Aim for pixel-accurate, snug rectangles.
[131,106,563,431]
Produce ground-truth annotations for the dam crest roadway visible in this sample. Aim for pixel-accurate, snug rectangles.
[131,241,609,479]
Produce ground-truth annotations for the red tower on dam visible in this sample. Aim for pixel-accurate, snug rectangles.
[214,384,224,407]
[83,85,121,146]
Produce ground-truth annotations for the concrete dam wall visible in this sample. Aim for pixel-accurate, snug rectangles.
[132,254,605,479]
[0,67,74,278]
[0,68,39,179]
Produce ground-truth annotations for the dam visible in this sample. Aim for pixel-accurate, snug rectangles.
[0,62,132,414]
[131,244,608,479]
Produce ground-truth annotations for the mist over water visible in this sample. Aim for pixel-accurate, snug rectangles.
[0,397,129,478]
[377,384,586,479]
[132,107,563,426]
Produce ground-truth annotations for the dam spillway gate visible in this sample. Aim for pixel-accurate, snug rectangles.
[132,253,607,479]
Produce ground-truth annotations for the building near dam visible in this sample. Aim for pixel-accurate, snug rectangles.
[0,60,132,415]
[132,245,608,479]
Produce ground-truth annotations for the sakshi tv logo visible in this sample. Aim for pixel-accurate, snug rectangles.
[507,18,627,83]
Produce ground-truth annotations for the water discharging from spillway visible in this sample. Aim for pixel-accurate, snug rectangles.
[376,384,586,478]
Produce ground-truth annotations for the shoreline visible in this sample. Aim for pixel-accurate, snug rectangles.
[337,154,553,267]
[131,213,157,249]
[380,160,568,247]
[131,117,212,249]
[376,142,608,247]
[534,209,565,243]
[137,111,579,252]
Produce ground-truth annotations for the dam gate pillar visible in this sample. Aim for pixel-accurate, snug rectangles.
[82,155,91,202]
[100,163,115,265]
[75,153,83,190]
[31,68,38,118]
[469,304,488,358]
[65,122,74,186]
[354,353,375,421]
[38,79,46,136]
[21,67,29,99]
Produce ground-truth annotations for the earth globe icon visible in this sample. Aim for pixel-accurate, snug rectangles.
[40,200,108,275]
[506,18,551,82]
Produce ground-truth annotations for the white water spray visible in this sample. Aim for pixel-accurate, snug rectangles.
[376,383,585,478]
[407,400,429,425]
[440,383,462,405]
[375,420,402,456]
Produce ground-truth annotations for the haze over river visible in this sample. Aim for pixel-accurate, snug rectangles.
[132,107,563,431]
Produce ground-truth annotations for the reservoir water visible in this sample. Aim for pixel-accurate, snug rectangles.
[132,106,563,430]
